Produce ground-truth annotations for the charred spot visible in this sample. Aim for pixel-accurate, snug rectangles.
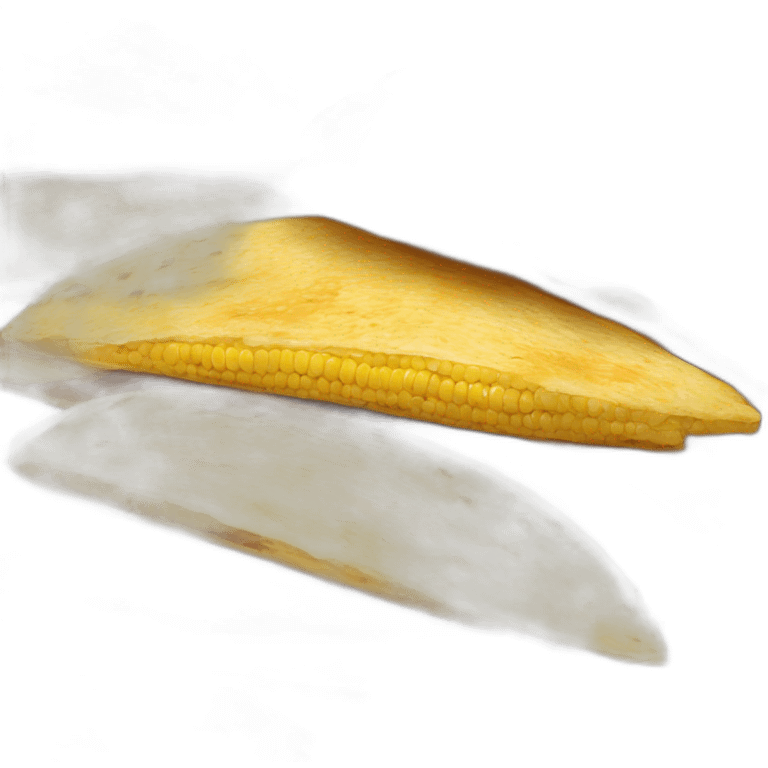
[64,283,93,301]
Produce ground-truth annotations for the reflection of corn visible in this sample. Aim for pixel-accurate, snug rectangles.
[82,340,702,448]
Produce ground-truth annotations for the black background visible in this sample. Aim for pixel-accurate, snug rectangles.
[2,21,768,765]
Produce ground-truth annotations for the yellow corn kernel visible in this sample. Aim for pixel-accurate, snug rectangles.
[519,390,534,414]
[353,363,369,387]
[453,381,468,405]
[238,348,254,373]
[635,423,651,440]
[308,353,325,377]
[401,368,416,392]
[488,385,504,411]
[412,370,431,396]
[279,349,294,374]
[201,344,214,370]
[274,371,288,388]
[211,346,226,371]
[294,350,310,375]
[464,365,481,383]
[163,343,180,366]
[367,367,381,389]
[582,417,599,435]
[339,358,357,385]
[572,396,587,414]
[467,382,488,408]
[389,369,405,392]
[250,349,266,375]
[438,378,455,403]
[266,348,281,373]
[426,373,441,397]
[324,356,342,381]
[539,391,559,411]
[502,388,520,413]
[225,346,240,372]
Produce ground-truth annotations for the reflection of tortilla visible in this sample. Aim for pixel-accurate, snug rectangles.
[10,386,667,663]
